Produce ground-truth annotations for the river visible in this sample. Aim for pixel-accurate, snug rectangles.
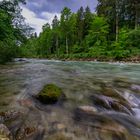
[0,59,140,140]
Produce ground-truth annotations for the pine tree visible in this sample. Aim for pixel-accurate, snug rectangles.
[52,15,60,56]
[76,7,84,44]
[60,7,72,55]
[84,6,93,36]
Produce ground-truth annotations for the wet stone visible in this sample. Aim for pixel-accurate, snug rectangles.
[0,124,12,140]
[131,84,140,93]
[113,77,131,88]
[77,106,97,114]
[56,124,66,131]
[15,126,37,140]
[0,110,20,122]
[36,84,65,104]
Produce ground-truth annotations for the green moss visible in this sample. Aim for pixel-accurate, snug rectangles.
[37,84,63,104]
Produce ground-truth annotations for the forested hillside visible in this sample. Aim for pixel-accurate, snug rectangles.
[0,0,140,63]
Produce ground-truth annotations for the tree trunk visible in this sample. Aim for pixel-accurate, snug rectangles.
[56,36,59,56]
[66,36,68,55]
[135,4,138,29]
[116,0,119,42]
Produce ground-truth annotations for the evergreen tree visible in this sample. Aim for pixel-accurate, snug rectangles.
[52,15,60,56]
[76,6,84,44]
[60,7,72,54]
[84,6,93,36]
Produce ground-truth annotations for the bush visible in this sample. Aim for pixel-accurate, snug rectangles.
[0,41,18,64]
[127,28,140,49]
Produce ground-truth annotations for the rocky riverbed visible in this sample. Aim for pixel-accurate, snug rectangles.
[0,59,140,140]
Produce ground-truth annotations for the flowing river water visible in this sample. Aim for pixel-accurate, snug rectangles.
[0,59,140,140]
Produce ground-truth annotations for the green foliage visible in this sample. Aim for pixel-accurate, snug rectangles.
[110,42,130,59]
[20,3,140,61]
[0,0,33,64]
[127,28,140,49]
[0,41,18,64]
[86,16,109,48]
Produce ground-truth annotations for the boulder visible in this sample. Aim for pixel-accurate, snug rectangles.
[37,84,64,104]
[91,94,133,115]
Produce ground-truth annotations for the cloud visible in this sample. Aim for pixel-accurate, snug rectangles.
[1,0,97,34]
[25,0,97,14]
[21,6,60,34]
[21,0,97,34]
[41,12,60,22]
[1,0,98,34]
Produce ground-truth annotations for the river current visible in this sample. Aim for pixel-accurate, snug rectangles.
[0,59,140,140]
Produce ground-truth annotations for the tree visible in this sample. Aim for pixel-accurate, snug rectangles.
[86,16,109,48]
[0,0,33,63]
[76,6,84,44]
[96,0,122,41]
[37,23,53,56]
[129,0,140,29]
[60,7,72,55]
[52,15,60,56]
[96,0,140,35]
[84,6,93,36]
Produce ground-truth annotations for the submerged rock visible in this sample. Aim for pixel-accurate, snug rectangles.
[91,94,133,115]
[56,123,66,131]
[113,77,131,88]
[131,84,140,93]
[0,124,12,140]
[101,87,122,98]
[0,110,20,122]
[16,126,36,139]
[74,108,140,139]
[36,84,64,104]
[47,133,71,140]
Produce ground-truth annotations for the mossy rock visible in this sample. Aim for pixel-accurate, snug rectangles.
[37,84,63,104]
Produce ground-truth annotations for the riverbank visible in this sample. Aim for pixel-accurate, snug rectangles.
[17,55,140,64]
[60,56,140,64]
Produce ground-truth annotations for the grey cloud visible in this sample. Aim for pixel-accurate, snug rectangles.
[26,0,97,19]
[22,0,98,34]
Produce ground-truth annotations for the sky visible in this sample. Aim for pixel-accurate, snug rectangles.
[0,0,97,34]
[21,0,98,34]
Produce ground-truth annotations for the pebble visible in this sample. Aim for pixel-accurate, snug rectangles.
[78,106,97,113]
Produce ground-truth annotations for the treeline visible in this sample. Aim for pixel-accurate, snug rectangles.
[0,0,140,63]
[22,0,140,60]
[0,0,33,63]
